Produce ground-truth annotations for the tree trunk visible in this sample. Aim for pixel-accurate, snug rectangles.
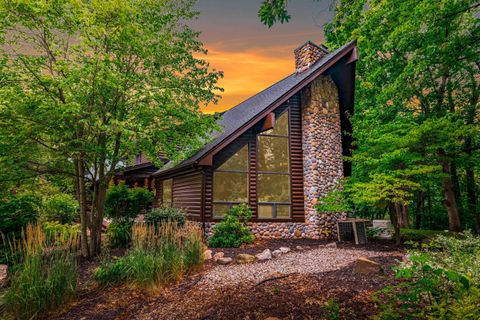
[76,159,90,257]
[395,202,409,228]
[389,203,401,245]
[466,168,479,233]
[439,150,462,232]
[415,191,425,229]
[451,160,463,221]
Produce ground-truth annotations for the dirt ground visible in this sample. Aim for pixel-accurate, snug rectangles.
[52,240,404,320]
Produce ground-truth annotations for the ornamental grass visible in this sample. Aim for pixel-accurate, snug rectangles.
[94,221,205,290]
[1,224,79,320]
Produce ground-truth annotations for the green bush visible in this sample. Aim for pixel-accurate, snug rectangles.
[106,221,132,248]
[144,206,186,226]
[208,203,255,248]
[42,221,80,245]
[376,231,480,319]
[94,222,204,289]
[0,194,39,235]
[40,193,78,224]
[105,184,153,223]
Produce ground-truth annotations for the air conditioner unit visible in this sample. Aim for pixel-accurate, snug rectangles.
[337,219,368,245]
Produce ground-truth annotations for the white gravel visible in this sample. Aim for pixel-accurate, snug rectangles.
[198,247,401,289]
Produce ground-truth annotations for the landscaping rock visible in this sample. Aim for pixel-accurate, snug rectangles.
[272,249,282,257]
[236,254,256,264]
[203,249,213,260]
[213,252,224,261]
[279,246,290,254]
[0,264,8,287]
[325,242,337,249]
[255,249,272,261]
[217,257,233,265]
[353,257,382,274]
[296,245,305,250]
[264,317,281,320]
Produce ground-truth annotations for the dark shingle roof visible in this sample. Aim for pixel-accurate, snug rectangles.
[154,40,356,176]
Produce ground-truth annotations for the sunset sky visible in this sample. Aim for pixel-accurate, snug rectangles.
[192,0,335,113]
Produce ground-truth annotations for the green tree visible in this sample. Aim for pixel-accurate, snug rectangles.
[0,0,222,257]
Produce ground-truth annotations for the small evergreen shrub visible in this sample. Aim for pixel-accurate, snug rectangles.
[106,221,132,248]
[208,203,255,248]
[105,183,153,222]
[40,193,78,224]
[144,206,186,226]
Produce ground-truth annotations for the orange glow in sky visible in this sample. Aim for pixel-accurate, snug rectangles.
[193,0,334,113]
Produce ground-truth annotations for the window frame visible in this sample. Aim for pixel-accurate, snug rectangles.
[256,109,292,219]
[212,144,249,218]
[162,178,173,207]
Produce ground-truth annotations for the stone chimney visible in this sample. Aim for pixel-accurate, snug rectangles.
[294,41,329,72]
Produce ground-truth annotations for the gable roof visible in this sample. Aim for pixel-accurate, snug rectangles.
[153,40,357,177]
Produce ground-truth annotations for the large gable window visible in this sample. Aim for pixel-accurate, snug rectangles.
[212,145,248,217]
[257,111,291,219]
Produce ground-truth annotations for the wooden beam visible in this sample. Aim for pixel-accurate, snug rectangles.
[261,112,276,131]
[198,153,213,166]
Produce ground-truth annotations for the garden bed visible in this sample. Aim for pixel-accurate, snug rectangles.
[52,239,404,320]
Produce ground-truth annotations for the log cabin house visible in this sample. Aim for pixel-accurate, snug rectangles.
[119,40,358,239]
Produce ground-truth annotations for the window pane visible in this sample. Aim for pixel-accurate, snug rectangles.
[217,144,248,171]
[262,111,289,136]
[213,203,231,218]
[213,172,248,202]
[162,179,172,206]
[257,136,289,172]
[258,205,273,219]
[277,205,291,218]
[257,174,290,203]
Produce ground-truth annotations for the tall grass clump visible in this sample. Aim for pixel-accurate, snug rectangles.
[1,224,79,320]
[94,221,204,290]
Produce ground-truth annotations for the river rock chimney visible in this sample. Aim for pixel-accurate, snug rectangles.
[294,41,329,73]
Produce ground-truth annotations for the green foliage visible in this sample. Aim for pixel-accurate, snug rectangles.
[94,222,204,289]
[315,184,352,214]
[106,221,132,249]
[105,184,153,223]
[40,193,78,224]
[0,194,40,235]
[208,203,255,248]
[376,232,480,319]
[42,221,80,245]
[258,0,291,27]
[322,298,341,320]
[144,206,186,227]
[401,228,448,242]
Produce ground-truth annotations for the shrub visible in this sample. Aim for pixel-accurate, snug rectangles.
[208,203,255,248]
[375,231,480,319]
[0,194,40,235]
[2,224,79,320]
[105,184,153,223]
[94,221,204,289]
[106,221,132,248]
[40,193,78,224]
[42,221,80,245]
[144,206,186,227]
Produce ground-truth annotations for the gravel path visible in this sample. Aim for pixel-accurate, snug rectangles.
[198,246,402,289]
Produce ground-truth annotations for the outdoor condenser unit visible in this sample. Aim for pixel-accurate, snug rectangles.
[337,219,368,245]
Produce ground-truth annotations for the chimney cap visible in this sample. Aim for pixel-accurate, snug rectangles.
[293,40,329,54]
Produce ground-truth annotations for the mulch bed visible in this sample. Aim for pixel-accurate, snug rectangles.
[51,239,404,320]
